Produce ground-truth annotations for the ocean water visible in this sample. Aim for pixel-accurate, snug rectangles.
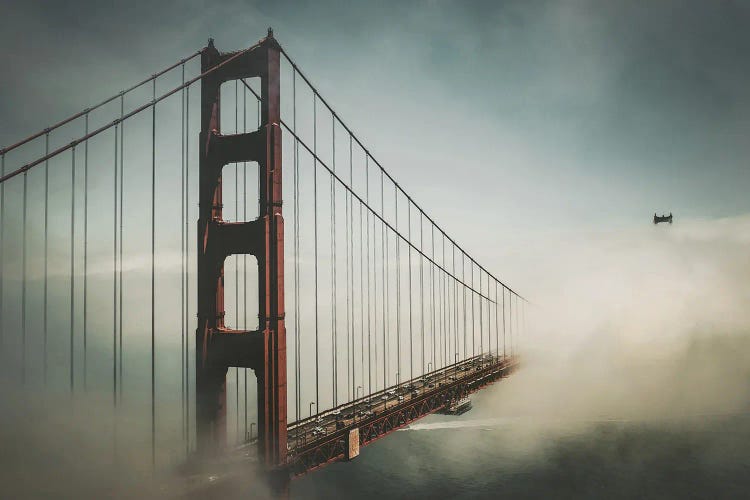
[291,387,750,499]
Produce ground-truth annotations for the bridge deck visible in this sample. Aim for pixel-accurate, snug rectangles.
[285,354,519,476]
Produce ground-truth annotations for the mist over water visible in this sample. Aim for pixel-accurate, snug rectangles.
[292,215,750,499]
[2,215,749,499]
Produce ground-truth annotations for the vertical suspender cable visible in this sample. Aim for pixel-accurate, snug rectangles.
[438,241,442,370]
[502,287,506,358]
[43,134,49,383]
[372,161,378,392]
[235,80,239,442]
[313,95,319,414]
[343,129,350,402]
[455,248,459,362]
[350,139,356,400]
[441,234,446,368]
[419,213,424,376]
[345,133,351,401]
[184,85,190,451]
[359,199,364,395]
[509,291,512,357]
[462,253,466,360]
[180,64,186,443]
[495,281,499,357]
[348,135,354,400]
[471,261,475,356]
[150,79,156,468]
[292,70,300,424]
[21,169,27,384]
[511,294,515,356]
[515,295,519,355]
[452,246,456,364]
[513,294,520,356]
[435,231,440,370]
[407,199,413,381]
[488,278,492,358]
[380,170,386,389]
[119,95,125,402]
[395,186,400,384]
[512,295,515,355]
[445,239,450,368]
[70,146,76,394]
[485,278,489,357]
[365,156,371,397]
[331,115,337,407]
[447,245,451,365]
[490,279,493,358]
[442,235,446,368]
[295,163,303,433]
[430,223,436,370]
[453,245,457,363]
[479,268,484,355]
[113,125,119,404]
[489,281,493,356]
[520,298,523,354]
[83,113,89,390]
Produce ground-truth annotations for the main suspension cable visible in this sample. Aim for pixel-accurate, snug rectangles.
[0,51,201,156]
[278,120,493,301]
[1,44,262,185]
[277,48,525,302]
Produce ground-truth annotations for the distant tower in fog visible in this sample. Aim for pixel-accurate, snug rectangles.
[653,212,673,224]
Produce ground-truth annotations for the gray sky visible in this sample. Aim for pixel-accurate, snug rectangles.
[2,4,750,491]
[2,0,750,291]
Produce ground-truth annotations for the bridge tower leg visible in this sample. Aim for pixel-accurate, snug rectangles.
[196,30,287,473]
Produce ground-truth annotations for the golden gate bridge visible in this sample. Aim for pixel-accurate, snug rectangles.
[0,29,526,495]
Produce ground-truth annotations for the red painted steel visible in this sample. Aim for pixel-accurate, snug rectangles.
[196,30,287,470]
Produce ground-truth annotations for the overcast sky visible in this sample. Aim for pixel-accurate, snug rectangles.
[2,0,749,291]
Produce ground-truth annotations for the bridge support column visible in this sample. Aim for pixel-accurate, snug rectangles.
[196,30,287,472]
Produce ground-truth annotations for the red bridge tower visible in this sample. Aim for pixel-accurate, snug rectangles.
[196,30,287,469]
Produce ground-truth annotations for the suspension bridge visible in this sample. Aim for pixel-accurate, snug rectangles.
[0,29,527,495]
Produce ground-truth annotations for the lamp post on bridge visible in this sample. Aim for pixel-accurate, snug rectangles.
[305,402,316,446]
[356,386,363,422]
[245,422,256,443]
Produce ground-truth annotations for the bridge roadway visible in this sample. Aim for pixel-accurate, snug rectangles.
[173,354,519,495]
[285,354,520,475]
